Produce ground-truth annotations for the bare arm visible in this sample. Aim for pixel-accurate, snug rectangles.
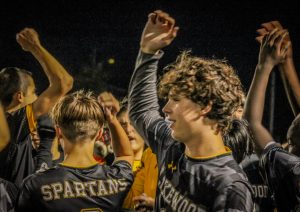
[99,92,133,165]
[16,28,73,119]
[244,29,290,152]
[0,102,10,151]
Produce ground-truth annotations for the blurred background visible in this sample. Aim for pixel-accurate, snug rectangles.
[1,0,300,142]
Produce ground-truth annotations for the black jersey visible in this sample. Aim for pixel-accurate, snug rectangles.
[240,154,275,211]
[0,105,35,186]
[17,161,133,212]
[128,51,254,211]
[0,178,19,212]
[260,142,300,211]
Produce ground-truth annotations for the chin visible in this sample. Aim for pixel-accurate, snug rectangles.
[171,132,182,142]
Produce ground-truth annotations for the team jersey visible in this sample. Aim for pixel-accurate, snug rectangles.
[17,161,133,212]
[260,142,300,211]
[240,154,275,211]
[0,178,19,212]
[0,104,36,186]
[128,51,254,211]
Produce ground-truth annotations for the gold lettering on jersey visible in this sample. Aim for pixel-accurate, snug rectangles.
[64,181,75,198]
[97,180,108,196]
[84,181,97,196]
[41,185,53,201]
[118,179,127,192]
[74,182,87,197]
[107,179,118,194]
[158,176,206,212]
[41,179,130,201]
[51,183,63,200]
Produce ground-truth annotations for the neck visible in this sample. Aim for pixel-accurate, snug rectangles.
[6,103,23,113]
[134,148,144,161]
[184,126,227,158]
[63,139,98,167]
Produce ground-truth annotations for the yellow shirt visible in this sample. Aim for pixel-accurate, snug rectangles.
[123,148,158,209]
[26,104,37,134]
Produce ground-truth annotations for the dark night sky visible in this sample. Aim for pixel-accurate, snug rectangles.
[1,0,300,141]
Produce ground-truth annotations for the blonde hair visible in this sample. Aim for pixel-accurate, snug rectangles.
[51,90,105,142]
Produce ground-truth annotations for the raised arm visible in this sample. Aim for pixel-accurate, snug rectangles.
[0,102,10,150]
[128,11,178,152]
[99,92,133,165]
[244,28,290,151]
[16,28,73,119]
[256,21,300,115]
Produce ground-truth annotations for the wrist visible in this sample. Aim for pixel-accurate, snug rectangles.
[256,63,274,74]
[30,44,45,57]
[140,45,159,55]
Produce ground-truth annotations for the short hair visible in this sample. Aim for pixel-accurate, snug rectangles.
[158,51,244,133]
[0,67,33,107]
[51,90,105,142]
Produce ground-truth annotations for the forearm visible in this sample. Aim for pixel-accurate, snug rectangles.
[279,58,300,115]
[31,45,73,93]
[244,63,274,150]
[128,50,164,140]
[0,103,10,151]
[108,118,133,160]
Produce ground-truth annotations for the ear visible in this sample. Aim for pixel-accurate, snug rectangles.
[55,126,62,138]
[14,91,24,104]
[199,102,212,115]
[95,128,103,141]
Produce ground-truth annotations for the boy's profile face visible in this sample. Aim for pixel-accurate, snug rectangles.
[117,111,144,153]
[163,96,203,142]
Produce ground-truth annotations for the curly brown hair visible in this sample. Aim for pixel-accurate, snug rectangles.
[158,51,245,133]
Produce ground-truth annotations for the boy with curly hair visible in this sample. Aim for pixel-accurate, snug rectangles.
[128,10,253,211]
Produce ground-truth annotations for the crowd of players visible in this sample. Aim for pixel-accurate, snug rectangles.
[1,10,300,212]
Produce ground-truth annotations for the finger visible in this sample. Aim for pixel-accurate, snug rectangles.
[159,12,171,26]
[274,30,288,49]
[282,41,291,55]
[148,13,157,24]
[255,35,263,43]
[16,33,26,43]
[133,195,147,202]
[266,28,279,45]
[256,28,268,36]
[163,26,179,41]
[154,10,163,24]
[270,29,286,47]
[270,21,283,30]
[261,34,268,47]
[261,22,276,32]
[166,16,175,29]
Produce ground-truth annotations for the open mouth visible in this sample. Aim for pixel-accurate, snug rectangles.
[165,118,175,128]
[128,135,135,141]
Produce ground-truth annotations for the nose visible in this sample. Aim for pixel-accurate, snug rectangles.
[124,122,134,135]
[162,99,172,115]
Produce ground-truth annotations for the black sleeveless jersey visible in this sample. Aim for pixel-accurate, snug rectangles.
[0,106,35,186]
